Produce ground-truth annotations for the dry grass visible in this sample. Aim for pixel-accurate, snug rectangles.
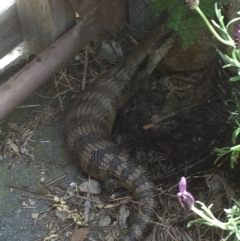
[2,29,240,241]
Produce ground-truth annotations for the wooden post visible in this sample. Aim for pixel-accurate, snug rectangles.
[0,16,104,120]
[102,0,127,30]
[0,0,22,59]
[16,0,76,55]
[68,0,127,31]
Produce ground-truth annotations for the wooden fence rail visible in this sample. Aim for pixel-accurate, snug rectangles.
[0,0,127,120]
[0,0,22,59]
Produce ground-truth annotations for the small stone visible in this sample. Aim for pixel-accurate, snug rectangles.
[78,179,102,194]
[99,216,111,227]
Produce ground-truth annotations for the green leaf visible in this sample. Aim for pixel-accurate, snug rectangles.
[230,76,240,82]
[218,51,234,63]
[211,19,221,29]
[150,0,221,49]
[223,64,237,68]
[232,198,240,208]
[187,218,211,227]
[226,17,240,29]
[232,127,240,144]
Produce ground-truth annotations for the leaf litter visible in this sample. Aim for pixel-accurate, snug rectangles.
[2,28,240,241]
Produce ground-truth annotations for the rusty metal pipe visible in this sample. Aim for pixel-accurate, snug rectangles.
[0,15,104,120]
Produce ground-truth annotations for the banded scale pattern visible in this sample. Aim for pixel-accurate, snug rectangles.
[65,70,157,240]
[65,25,172,240]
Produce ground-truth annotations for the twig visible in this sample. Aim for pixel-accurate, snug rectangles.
[8,184,47,195]
[39,207,55,220]
[53,74,64,111]
[44,175,66,187]
[143,104,198,130]
[82,45,90,90]
[59,222,76,235]
[75,195,104,205]
[104,197,132,209]
[16,105,40,108]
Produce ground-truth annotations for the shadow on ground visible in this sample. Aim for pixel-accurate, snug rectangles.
[0,83,81,241]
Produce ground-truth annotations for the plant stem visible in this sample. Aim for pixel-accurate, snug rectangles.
[195,6,235,47]
[191,205,227,230]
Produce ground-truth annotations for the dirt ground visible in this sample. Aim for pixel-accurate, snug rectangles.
[0,81,79,240]
[1,38,240,241]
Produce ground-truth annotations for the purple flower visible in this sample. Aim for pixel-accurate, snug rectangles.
[234,24,240,48]
[177,177,195,210]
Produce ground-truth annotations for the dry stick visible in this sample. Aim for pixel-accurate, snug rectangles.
[8,184,48,195]
[47,87,76,107]
[21,117,40,147]
[53,74,64,112]
[75,195,104,205]
[104,197,132,209]
[82,45,90,90]
[16,105,41,108]
[54,68,71,111]
[38,207,55,220]
[56,69,82,91]
[143,104,198,130]
[44,175,66,187]
[60,68,73,88]
[20,194,63,202]
[59,222,77,235]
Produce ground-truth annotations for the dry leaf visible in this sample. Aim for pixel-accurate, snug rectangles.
[99,40,123,63]
[43,232,58,241]
[29,199,35,205]
[104,233,115,241]
[5,137,22,159]
[119,205,130,229]
[31,213,39,219]
[89,213,96,221]
[78,179,102,194]
[20,146,31,156]
[40,176,45,182]
[96,203,104,209]
[55,209,67,221]
[8,122,18,131]
[84,193,91,222]
[99,215,111,227]
[70,227,90,241]
[63,190,74,200]
[22,201,29,207]
[54,196,85,225]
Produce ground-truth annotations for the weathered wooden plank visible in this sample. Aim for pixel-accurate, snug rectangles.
[68,0,127,30]
[102,0,127,30]
[0,0,22,59]
[16,0,76,55]
[0,15,104,120]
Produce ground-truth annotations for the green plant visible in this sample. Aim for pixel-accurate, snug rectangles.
[177,177,240,241]
[151,0,230,49]
[176,1,240,240]
[214,91,240,168]
[185,1,240,80]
